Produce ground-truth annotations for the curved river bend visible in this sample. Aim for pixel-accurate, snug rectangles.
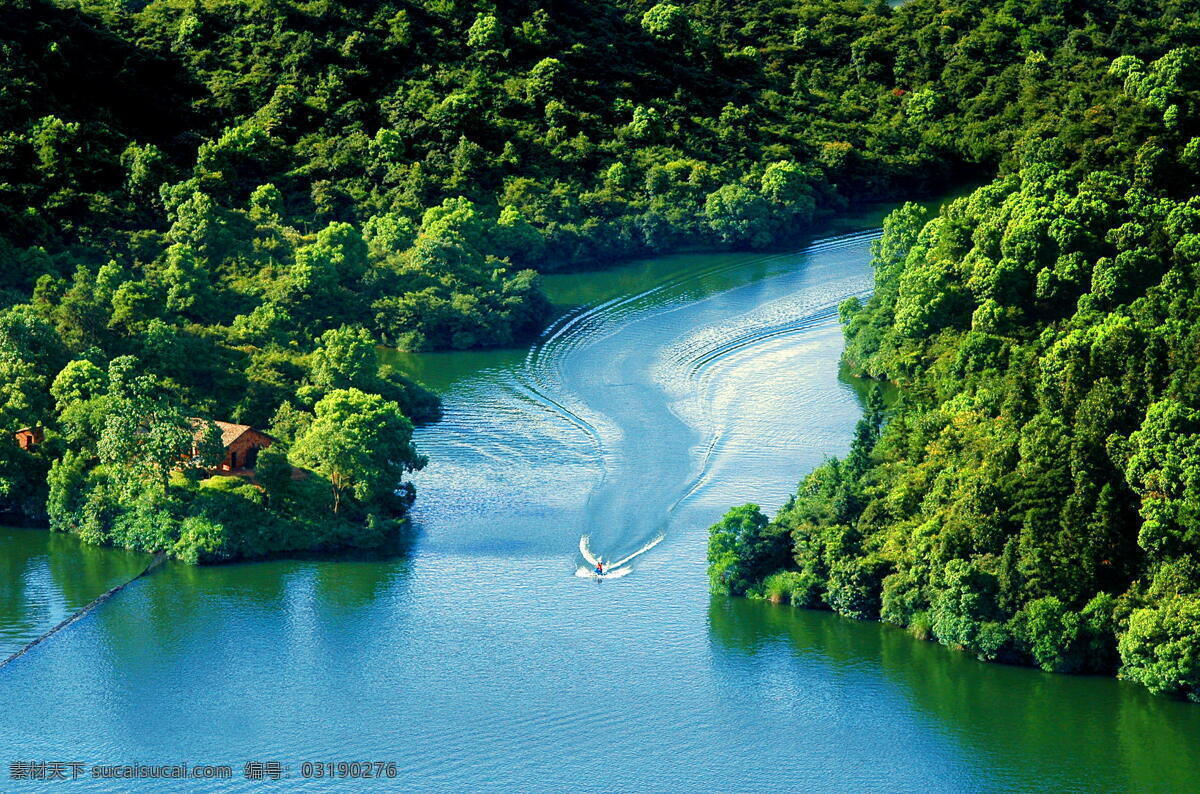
[1,204,1198,791]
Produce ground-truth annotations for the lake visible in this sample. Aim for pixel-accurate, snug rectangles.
[2,202,1198,791]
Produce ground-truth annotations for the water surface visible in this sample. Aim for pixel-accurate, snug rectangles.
[2,204,1198,791]
[0,527,149,659]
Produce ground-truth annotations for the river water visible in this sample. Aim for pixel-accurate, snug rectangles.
[2,204,1198,791]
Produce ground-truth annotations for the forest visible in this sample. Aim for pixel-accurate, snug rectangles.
[6,0,1200,702]
[1,0,974,560]
[708,2,1200,700]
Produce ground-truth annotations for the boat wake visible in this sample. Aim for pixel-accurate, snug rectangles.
[577,534,663,579]
[574,565,633,580]
[557,229,879,582]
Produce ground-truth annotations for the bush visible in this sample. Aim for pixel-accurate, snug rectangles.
[1079,592,1120,673]
[755,570,824,606]
[880,571,925,626]
[1118,596,1200,701]
[174,515,233,564]
[908,611,934,641]
[1013,597,1084,673]
[931,559,1001,654]
[707,504,791,596]
[826,553,889,619]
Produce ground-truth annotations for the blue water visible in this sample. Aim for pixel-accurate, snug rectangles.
[2,211,1198,791]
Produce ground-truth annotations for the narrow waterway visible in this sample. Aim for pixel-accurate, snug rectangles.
[1,203,1198,792]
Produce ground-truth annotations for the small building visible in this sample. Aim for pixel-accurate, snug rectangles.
[190,419,276,473]
[14,426,44,450]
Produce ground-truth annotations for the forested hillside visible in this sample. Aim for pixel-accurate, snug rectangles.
[709,4,1200,701]
[1,0,982,559]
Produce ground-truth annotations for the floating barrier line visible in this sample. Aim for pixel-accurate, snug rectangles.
[0,551,168,670]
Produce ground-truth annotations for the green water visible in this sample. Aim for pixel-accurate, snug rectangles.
[0,528,150,660]
[2,204,1198,791]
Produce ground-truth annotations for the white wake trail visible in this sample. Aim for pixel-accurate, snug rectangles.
[610,534,664,569]
[575,565,632,579]
[579,535,600,567]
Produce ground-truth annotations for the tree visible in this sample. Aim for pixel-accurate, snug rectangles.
[1118,597,1200,701]
[527,58,565,103]
[1013,596,1083,673]
[708,504,790,596]
[1124,400,1200,563]
[0,305,67,432]
[494,205,543,263]
[51,359,107,447]
[268,401,314,445]
[760,161,815,223]
[97,357,222,494]
[121,142,166,208]
[308,326,378,395]
[165,190,229,259]
[256,443,294,510]
[467,13,503,50]
[704,184,772,248]
[290,389,425,514]
[931,559,1005,658]
[641,4,691,43]
[162,243,211,319]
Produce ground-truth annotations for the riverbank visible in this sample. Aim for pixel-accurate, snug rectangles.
[709,179,1200,704]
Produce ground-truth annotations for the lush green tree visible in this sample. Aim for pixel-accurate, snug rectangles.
[467,13,503,51]
[0,305,67,432]
[51,358,108,447]
[641,4,691,43]
[931,559,1006,659]
[1124,400,1200,563]
[255,443,294,510]
[290,388,425,513]
[1119,597,1200,701]
[708,504,791,596]
[307,326,377,395]
[1013,597,1084,673]
[704,184,772,248]
[97,357,222,494]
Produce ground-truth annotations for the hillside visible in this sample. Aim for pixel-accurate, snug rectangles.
[1,0,978,559]
[710,3,1200,701]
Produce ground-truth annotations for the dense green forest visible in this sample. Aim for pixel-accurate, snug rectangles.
[709,3,1200,700]
[1,0,983,559]
[6,3,1200,718]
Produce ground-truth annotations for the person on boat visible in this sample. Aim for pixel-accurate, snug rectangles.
[595,558,604,576]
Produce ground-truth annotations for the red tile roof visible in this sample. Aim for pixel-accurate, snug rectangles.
[189,418,258,448]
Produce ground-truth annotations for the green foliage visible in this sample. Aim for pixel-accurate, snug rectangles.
[290,388,426,514]
[641,4,691,43]
[1012,597,1084,673]
[707,504,790,596]
[1124,400,1200,563]
[254,443,294,509]
[705,184,773,249]
[754,570,825,607]
[931,559,1005,659]
[708,25,1200,700]
[467,14,503,51]
[96,356,222,494]
[1119,597,1200,702]
[4,0,1200,671]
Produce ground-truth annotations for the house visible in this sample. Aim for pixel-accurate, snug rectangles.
[190,419,276,474]
[14,426,44,450]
